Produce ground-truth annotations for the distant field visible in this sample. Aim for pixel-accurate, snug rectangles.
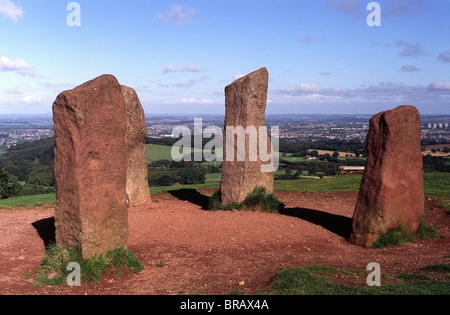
[150,173,221,195]
[422,144,450,157]
[0,193,55,208]
[424,172,450,198]
[0,150,6,156]
[309,149,355,157]
[146,144,363,164]
[146,144,173,163]
[1,173,449,208]
[146,144,205,163]
[274,175,363,193]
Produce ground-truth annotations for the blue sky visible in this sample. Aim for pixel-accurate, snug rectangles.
[0,0,449,115]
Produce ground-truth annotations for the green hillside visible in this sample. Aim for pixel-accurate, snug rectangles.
[1,173,449,208]
[146,144,174,163]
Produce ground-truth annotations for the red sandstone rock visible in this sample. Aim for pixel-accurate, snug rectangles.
[220,68,274,205]
[53,74,129,258]
[350,105,424,247]
[122,86,151,206]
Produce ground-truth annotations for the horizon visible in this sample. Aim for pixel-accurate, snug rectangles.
[0,1,449,115]
[1,111,449,119]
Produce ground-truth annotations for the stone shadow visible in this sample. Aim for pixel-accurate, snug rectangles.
[32,217,56,250]
[280,207,352,240]
[169,189,210,210]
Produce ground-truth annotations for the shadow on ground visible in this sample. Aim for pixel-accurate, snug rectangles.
[32,217,56,250]
[169,189,210,210]
[168,188,352,240]
[280,208,352,240]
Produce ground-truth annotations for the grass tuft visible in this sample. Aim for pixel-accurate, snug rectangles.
[423,264,450,273]
[371,222,440,249]
[34,244,143,286]
[266,265,450,295]
[371,225,415,249]
[416,222,438,240]
[208,187,283,213]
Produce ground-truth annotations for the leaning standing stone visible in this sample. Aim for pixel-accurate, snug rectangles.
[123,85,151,206]
[350,105,424,247]
[220,67,274,205]
[53,74,129,259]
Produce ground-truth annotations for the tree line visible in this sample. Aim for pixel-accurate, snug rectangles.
[0,137,448,199]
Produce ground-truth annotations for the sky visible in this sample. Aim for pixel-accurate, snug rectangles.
[0,0,449,116]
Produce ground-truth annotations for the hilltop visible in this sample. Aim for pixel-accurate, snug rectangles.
[0,188,449,295]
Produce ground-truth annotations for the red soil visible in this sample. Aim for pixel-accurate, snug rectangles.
[0,190,448,295]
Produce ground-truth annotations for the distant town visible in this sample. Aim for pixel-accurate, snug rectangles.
[0,113,449,150]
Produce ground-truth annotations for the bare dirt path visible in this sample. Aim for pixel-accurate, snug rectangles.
[0,190,448,295]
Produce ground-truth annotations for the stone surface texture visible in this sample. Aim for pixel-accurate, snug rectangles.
[53,74,129,258]
[122,85,151,206]
[220,67,274,205]
[350,105,424,247]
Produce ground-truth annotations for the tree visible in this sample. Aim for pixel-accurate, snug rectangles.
[0,167,22,199]
[285,166,293,176]
[332,151,340,158]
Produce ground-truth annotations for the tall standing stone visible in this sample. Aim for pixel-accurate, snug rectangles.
[122,86,151,206]
[220,67,274,205]
[350,105,424,247]
[53,74,128,259]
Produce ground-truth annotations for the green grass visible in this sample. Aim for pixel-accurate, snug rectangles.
[146,144,174,163]
[371,223,438,249]
[208,186,283,213]
[416,222,439,240]
[0,150,6,156]
[274,175,363,193]
[0,193,55,208]
[266,265,450,295]
[1,173,448,208]
[150,173,221,195]
[423,264,450,273]
[279,155,307,163]
[424,172,450,198]
[146,144,204,163]
[34,244,144,286]
[371,225,415,248]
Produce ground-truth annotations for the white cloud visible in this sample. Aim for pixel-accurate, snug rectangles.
[275,81,450,102]
[384,0,423,17]
[0,0,23,22]
[181,98,221,105]
[0,94,41,105]
[327,0,364,17]
[437,50,450,63]
[278,83,321,94]
[233,74,245,81]
[428,81,450,92]
[20,95,41,104]
[156,4,197,26]
[163,64,204,74]
[0,56,35,77]
[395,40,425,57]
[173,77,207,88]
[401,65,421,72]
[300,37,326,44]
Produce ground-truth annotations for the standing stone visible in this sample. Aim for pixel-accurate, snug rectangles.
[350,105,424,247]
[122,86,151,206]
[220,67,274,205]
[53,74,128,259]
